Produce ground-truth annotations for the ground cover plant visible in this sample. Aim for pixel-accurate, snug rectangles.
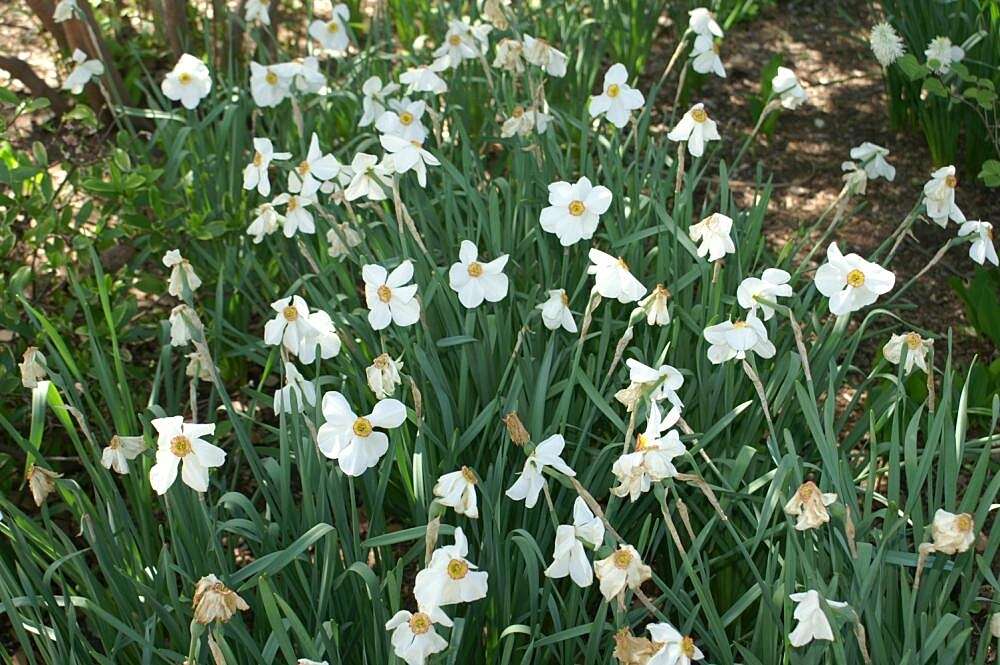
[1,1,999,664]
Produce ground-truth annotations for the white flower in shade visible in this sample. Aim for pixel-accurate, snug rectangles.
[344,153,391,201]
[366,353,403,398]
[263,296,317,356]
[161,53,212,109]
[923,166,965,226]
[168,304,197,347]
[380,135,440,187]
[883,331,933,375]
[689,213,735,262]
[500,104,551,138]
[243,138,291,197]
[384,606,451,665]
[737,268,793,320]
[849,142,895,181]
[273,362,317,414]
[587,249,647,303]
[414,527,489,607]
[376,99,428,142]
[493,38,524,73]
[19,347,47,388]
[927,509,976,554]
[299,310,343,364]
[359,76,400,127]
[814,242,896,315]
[611,403,685,500]
[637,284,671,326]
[690,34,725,78]
[522,35,568,77]
[703,313,776,364]
[870,22,905,67]
[298,660,329,665]
[316,392,407,476]
[539,176,613,246]
[958,220,998,266]
[772,66,807,109]
[245,0,270,24]
[289,133,341,196]
[668,103,720,157]
[308,4,350,52]
[434,18,490,68]
[433,467,479,518]
[363,261,421,330]
[688,7,723,37]
[149,417,224,494]
[400,62,449,95]
[783,481,837,531]
[647,622,705,665]
[448,240,509,309]
[925,36,964,74]
[326,223,364,259]
[63,49,104,94]
[296,60,329,97]
[53,0,77,22]
[248,203,282,243]
[272,191,316,236]
[101,435,146,475]
[543,498,605,587]
[192,574,249,625]
[537,289,577,333]
[620,359,684,415]
[593,544,651,601]
[788,590,848,647]
[249,61,295,107]
[840,161,869,197]
[505,434,576,508]
[589,63,645,129]
[162,249,201,297]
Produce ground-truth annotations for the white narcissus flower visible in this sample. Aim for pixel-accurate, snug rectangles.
[243,138,291,197]
[162,249,201,297]
[840,161,869,197]
[928,509,976,554]
[298,309,342,363]
[345,153,391,201]
[689,212,735,262]
[376,99,428,142]
[611,402,685,501]
[263,296,317,357]
[870,22,905,67]
[384,606,451,665]
[783,481,837,531]
[703,313,776,364]
[543,498,605,587]
[589,63,645,129]
[736,268,793,320]
[539,176,613,246]
[308,4,350,53]
[249,61,295,108]
[772,66,807,109]
[366,353,403,398]
[53,0,77,22]
[287,133,340,196]
[690,34,725,78]
[168,304,197,347]
[505,434,576,508]
[688,7,723,37]
[493,38,524,73]
[101,435,145,475]
[149,416,225,494]
[316,392,407,476]
[248,202,282,243]
[327,223,363,259]
[922,166,965,226]
[273,362,317,415]
[433,466,479,518]
[19,347,47,388]
[620,358,684,415]
[883,331,933,375]
[814,242,896,315]
[63,49,104,94]
[272,191,316,236]
[788,590,848,647]
[161,53,212,109]
[646,622,705,665]
[537,289,577,333]
[359,76,400,127]
[593,544,651,601]
[587,249,647,303]
[400,62,449,95]
[363,260,421,330]
[924,36,964,75]
[522,35,568,77]
[449,240,509,308]
[414,527,489,607]
[637,284,671,326]
[293,59,325,97]
[849,142,895,181]
[244,0,270,25]
[501,104,551,138]
[668,103,721,157]
[433,18,489,68]
[380,135,440,187]
[958,220,998,266]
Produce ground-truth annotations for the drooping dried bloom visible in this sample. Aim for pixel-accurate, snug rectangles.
[26,465,61,506]
[783,481,837,530]
[20,347,48,388]
[502,411,530,446]
[613,627,657,665]
[192,574,249,624]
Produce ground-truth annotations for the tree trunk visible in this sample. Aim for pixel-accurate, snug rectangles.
[0,55,70,114]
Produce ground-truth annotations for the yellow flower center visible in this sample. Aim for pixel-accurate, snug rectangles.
[846,269,866,288]
[252,152,264,166]
[635,433,649,451]
[399,111,414,125]
[955,514,973,532]
[681,636,696,658]
[448,34,462,46]
[408,612,431,634]
[446,558,469,579]
[327,20,340,33]
[467,261,484,277]
[691,107,708,123]
[798,482,815,500]
[560,291,569,306]
[461,466,477,484]
[612,549,633,569]
[170,435,192,457]
[607,83,621,98]
[373,354,390,369]
[178,72,192,85]
[287,197,299,212]
[352,417,373,437]
[944,175,957,188]
[282,305,299,321]
[297,160,310,175]
[109,435,121,450]
[568,200,586,216]
[712,41,720,54]
[617,257,629,270]
[265,71,278,85]
[732,320,748,329]
[377,284,393,303]
[905,332,923,350]
[512,105,525,118]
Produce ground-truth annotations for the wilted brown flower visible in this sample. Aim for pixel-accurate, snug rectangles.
[192,574,249,625]
[613,627,657,664]
[26,465,61,506]
[501,411,529,446]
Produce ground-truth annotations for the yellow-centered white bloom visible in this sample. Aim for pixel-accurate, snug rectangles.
[772,66,807,109]
[689,212,735,262]
[243,137,291,197]
[537,289,577,333]
[249,61,296,108]
[688,8,723,37]
[316,392,407,476]
[783,481,837,530]
[263,296,317,357]
[958,220,998,266]
[376,99,428,142]
[924,36,964,74]
[589,63,645,129]
[161,53,212,109]
[308,4,350,53]
[384,606,452,665]
[288,133,342,197]
[162,249,201,297]
[272,189,317,236]
[882,331,933,375]
[540,176,613,246]
[500,105,549,137]
[922,165,965,226]
[505,434,576,508]
[703,313,776,364]
[101,434,145,475]
[359,76,400,127]
[611,402,685,501]
[814,242,896,315]
[400,62,449,95]
[593,544,651,601]
[449,240,509,308]
[433,18,491,68]
[691,34,725,78]
[363,260,421,330]
[63,49,104,94]
[149,416,225,494]
[344,152,392,201]
[273,362,317,414]
[19,347,47,388]
[247,202,282,243]
[244,0,270,25]
[587,249,647,303]
[522,35,567,77]
[737,268,793,320]
[788,590,848,647]
[192,574,249,624]
[433,466,479,518]
[647,622,705,664]
[668,103,721,157]
[849,142,895,181]
[414,527,489,607]
[379,135,440,188]
[927,509,976,554]
[366,353,403,398]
